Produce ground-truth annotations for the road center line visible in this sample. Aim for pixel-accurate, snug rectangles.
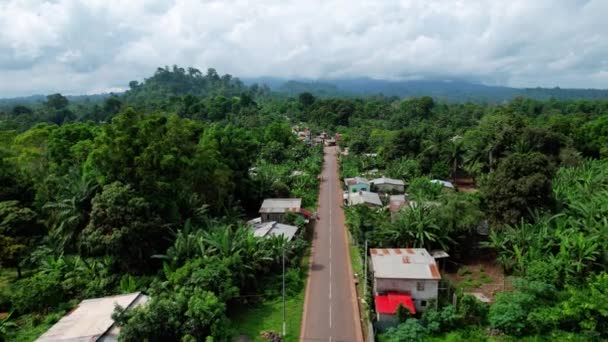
[328,151,333,331]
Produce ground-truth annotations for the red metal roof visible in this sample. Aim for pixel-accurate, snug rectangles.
[374,293,416,315]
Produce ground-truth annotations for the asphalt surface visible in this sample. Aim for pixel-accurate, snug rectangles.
[300,146,363,342]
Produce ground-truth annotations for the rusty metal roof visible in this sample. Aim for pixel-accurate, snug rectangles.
[370,248,441,280]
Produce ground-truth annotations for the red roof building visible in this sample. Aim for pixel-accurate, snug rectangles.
[374,292,416,316]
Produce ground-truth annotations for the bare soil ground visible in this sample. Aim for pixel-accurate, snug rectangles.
[454,177,479,193]
[443,259,512,302]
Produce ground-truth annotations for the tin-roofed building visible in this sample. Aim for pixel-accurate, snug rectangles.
[259,198,302,223]
[250,221,299,241]
[347,190,383,207]
[370,248,441,318]
[36,292,148,342]
[371,177,405,193]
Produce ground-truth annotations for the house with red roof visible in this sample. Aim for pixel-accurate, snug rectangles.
[370,248,441,324]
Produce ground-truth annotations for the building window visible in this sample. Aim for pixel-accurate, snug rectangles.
[421,300,427,307]
[416,282,425,291]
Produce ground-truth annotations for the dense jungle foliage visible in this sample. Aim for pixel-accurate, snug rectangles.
[0,66,321,341]
[327,93,608,340]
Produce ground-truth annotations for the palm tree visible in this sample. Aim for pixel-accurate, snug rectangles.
[43,171,99,253]
[383,206,452,251]
[446,138,464,183]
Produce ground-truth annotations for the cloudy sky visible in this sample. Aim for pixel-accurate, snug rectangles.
[1,0,608,97]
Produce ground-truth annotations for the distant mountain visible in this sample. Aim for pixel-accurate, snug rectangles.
[0,93,115,108]
[245,77,608,102]
[3,72,608,106]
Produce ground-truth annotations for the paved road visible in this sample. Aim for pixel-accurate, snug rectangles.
[300,146,363,342]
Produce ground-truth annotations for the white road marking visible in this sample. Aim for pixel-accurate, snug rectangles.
[328,149,333,331]
[329,303,332,328]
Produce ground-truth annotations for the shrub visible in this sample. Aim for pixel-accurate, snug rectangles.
[457,295,488,326]
[422,304,458,335]
[385,318,428,342]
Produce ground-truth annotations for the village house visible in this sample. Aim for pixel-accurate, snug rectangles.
[370,248,441,324]
[344,177,370,193]
[259,198,302,223]
[36,292,149,342]
[347,190,383,208]
[371,177,405,193]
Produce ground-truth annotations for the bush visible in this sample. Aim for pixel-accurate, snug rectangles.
[488,279,557,336]
[457,294,488,326]
[385,318,428,342]
[10,273,65,314]
[422,304,458,335]
[408,177,443,200]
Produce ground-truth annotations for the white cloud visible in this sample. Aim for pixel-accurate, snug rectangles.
[0,0,607,97]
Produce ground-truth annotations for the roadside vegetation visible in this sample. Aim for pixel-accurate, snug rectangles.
[330,95,608,340]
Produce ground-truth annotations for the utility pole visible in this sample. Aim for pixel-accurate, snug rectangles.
[282,245,286,337]
[363,240,368,297]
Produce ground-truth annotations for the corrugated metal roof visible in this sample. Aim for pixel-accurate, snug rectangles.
[348,191,382,206]
[344,177,369,186]
[250,221,299,241]
[370,248,441,280]
[36,292,148,342]
[259,198,302,214]
[371,177,405,186]
[375,293,416,315]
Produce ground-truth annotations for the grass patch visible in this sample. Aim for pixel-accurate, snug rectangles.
[231,290,305,341]
[350,245,370,323]
[480,273,493,284]
[6,310,66,342]
[230,246,311,341]
[457,266,472,277]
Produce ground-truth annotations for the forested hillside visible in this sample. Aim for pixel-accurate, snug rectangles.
[249,77,608,102]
